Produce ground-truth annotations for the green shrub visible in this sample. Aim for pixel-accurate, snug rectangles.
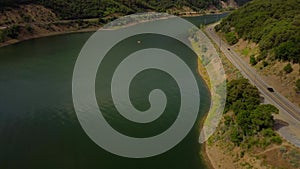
[262,61,269,67]
[225,32,238,45]
[279,146,287,153]
[0,29,6,42]
[6,25,20,39]
[247,137,259,148]
[283,63,293,73]
[250,55,257,66]
[25,25,33,33]
[261,128,275,137]
[257,50,268,61]
[275,41,300,63]
[215,24,222,32]
[230,127,243,145]
[240,151,245,158]
[260,138,271,148]
[21,14,32,22]
[271,136,282,145]
[224,115,233,126]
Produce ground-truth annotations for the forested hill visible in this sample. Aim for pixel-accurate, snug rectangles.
[216,0,300,63]
[0,0,251,19]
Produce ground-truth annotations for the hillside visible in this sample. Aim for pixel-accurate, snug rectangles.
[216,0,300,63]
[0,0,251,19]
[0,0,252,47]
[215,0,300,106]
[0,4,101,47]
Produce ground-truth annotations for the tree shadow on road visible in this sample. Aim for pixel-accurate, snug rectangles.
[274,119,289,131]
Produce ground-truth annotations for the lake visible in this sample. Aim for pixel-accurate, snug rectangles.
[0,13,227,169]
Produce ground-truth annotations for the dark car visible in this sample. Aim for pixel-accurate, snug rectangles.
[267,87,274,92]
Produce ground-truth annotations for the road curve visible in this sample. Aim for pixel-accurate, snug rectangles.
[204,23,300,122]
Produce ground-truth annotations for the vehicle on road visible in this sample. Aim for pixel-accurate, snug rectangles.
[267,87,275,92]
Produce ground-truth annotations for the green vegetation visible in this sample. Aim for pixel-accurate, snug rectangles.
[25,24,34,33]
[249,55,257,66]
[262,60,268,67]
[0,0,251,20]
[225,79,280,147]
[283,63,293,73]
[6,25,20,39]
[217,0,300,63]
[226,78,260,112]
[0,30,5,42]
[0,25,21,41]
[225,31,238,45]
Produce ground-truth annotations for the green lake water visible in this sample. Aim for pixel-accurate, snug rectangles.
[0,14,227,169]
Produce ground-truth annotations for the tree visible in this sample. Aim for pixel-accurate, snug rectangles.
[226,79,260,113]
[236,110,253,135]
[249,104,278,132]
[225,32,238,45]
[230,126,243,145]
[275,41,300,63]
[225,79,279,147]
[235,104,278,136]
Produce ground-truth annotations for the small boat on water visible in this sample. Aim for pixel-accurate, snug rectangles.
[137,40,141,44]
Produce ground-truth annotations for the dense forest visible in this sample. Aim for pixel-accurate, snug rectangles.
[223,79,281,147]
[0,0,251,19]
[216,0,300,63]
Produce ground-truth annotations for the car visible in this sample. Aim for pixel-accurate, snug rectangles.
[227,48,231,51]
[267,87,274,92]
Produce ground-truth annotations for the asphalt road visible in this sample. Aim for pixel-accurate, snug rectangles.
[205,24,300,122]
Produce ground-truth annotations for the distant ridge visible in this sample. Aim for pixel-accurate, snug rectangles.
[0,0,252,19]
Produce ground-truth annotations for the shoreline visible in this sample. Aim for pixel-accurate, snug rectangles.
[0,11,227,169]
[202,143,215,169]
[198,109,215,169]
[197,61,216,169]
[0,12,230,48]
[195,48,217,169]
[0,27,98,48]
